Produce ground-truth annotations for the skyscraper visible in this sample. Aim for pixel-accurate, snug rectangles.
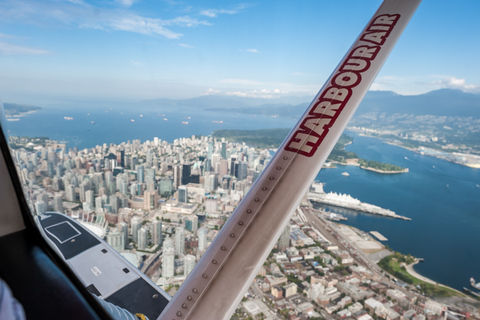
[181,164,191,185]
[137,165,145,183]
[178,186,188,203]
[107,230,124,252]
[153,220,162,246]
[175,226,185,256]
[131,216,142,244]
[277,224,291,252]
[173,165,181,189]
[162,247,175,278]
[185,216,198,233]
[198,228,208,253]
[159,179,173,197]
[137,227,148,250]
[184,254,196,277]
[53,194,63,213]
[119,222,128,249]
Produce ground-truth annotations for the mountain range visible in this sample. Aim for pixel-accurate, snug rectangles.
[144,89,480,119]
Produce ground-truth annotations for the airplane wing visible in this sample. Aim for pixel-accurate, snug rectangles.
[35,212,171,320]
[160,0,422,319]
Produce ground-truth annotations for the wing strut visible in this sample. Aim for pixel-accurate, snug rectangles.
[160,0,421,319]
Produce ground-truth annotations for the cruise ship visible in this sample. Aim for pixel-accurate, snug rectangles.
[308,183,411,220]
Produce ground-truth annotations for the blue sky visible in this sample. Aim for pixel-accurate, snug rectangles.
[0,0,479,103]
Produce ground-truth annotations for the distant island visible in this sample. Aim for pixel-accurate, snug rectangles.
[359,159,408,174]
[4,103,41,117]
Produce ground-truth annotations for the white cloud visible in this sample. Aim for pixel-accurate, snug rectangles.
[199,4,249,18]
[243,48,259,53]
[115,0,136,7]
[0,0,211,39]
[130,60,144,66]
[202,87,291,99]
[432,76,480,93]
[178,43,194,48]
[203,88,221,95]
[0,41,50,55]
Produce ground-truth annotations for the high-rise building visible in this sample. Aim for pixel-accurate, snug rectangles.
[185,216,198,233]
[198,228,208,253]
[131,216,142,243]
[153,220,162,246]
[277,224,291,252]
[178,186,188,203]
[107,230,124,252]
[181,164,191,185]
[35,200,47,214]
[145,168,155,184]
[175,226,185,256]
[137,227,148,250]
[173,165,181,189]
[137,165,145,183]
[163,236,174,250]
[159,179,173,197]
[66,184,76,201]
[143,191,158,210]
[184,254,196,277]
[53,194,63,213]
[119,222,128,249]
[221,141,226,159]
[85,190,94,206]
[162,247,175,278]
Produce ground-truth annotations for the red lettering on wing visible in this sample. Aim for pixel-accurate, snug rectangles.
[284,13,401,157]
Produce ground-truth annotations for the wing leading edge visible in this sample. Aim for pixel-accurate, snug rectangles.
[160,1,422,319]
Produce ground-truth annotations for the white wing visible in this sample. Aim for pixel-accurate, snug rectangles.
[160,1,422,319]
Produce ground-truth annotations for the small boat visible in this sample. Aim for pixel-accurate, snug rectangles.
[140,114,143,117]
[64,116,74,120]
[181,121,188,125]
[130,119,135,122]
[342,172,350,176]
[163,118,168,121]
[91,121,95,124]
[212,120,223,124]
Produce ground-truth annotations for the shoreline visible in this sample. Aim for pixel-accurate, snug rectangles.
[360,166,409,174]
[406,260,467,297]
[351,132,480,169]
[6,110,39,118]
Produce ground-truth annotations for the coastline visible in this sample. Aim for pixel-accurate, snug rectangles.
[353,132,480,169]
[360,166,409,174]
[406,260,468,297]
[338,223,468,299]
[6,110,38,118]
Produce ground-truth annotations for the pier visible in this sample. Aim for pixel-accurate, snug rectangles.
[370,231,388,241]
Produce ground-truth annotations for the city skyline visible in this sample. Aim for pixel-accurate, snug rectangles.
[1,0,479,103]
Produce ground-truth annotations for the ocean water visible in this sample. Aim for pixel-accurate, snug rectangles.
[5,106,480,292]
[316,133,480,291]
[5,103,296,149]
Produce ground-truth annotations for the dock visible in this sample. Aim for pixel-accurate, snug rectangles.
[370,231,388,241]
